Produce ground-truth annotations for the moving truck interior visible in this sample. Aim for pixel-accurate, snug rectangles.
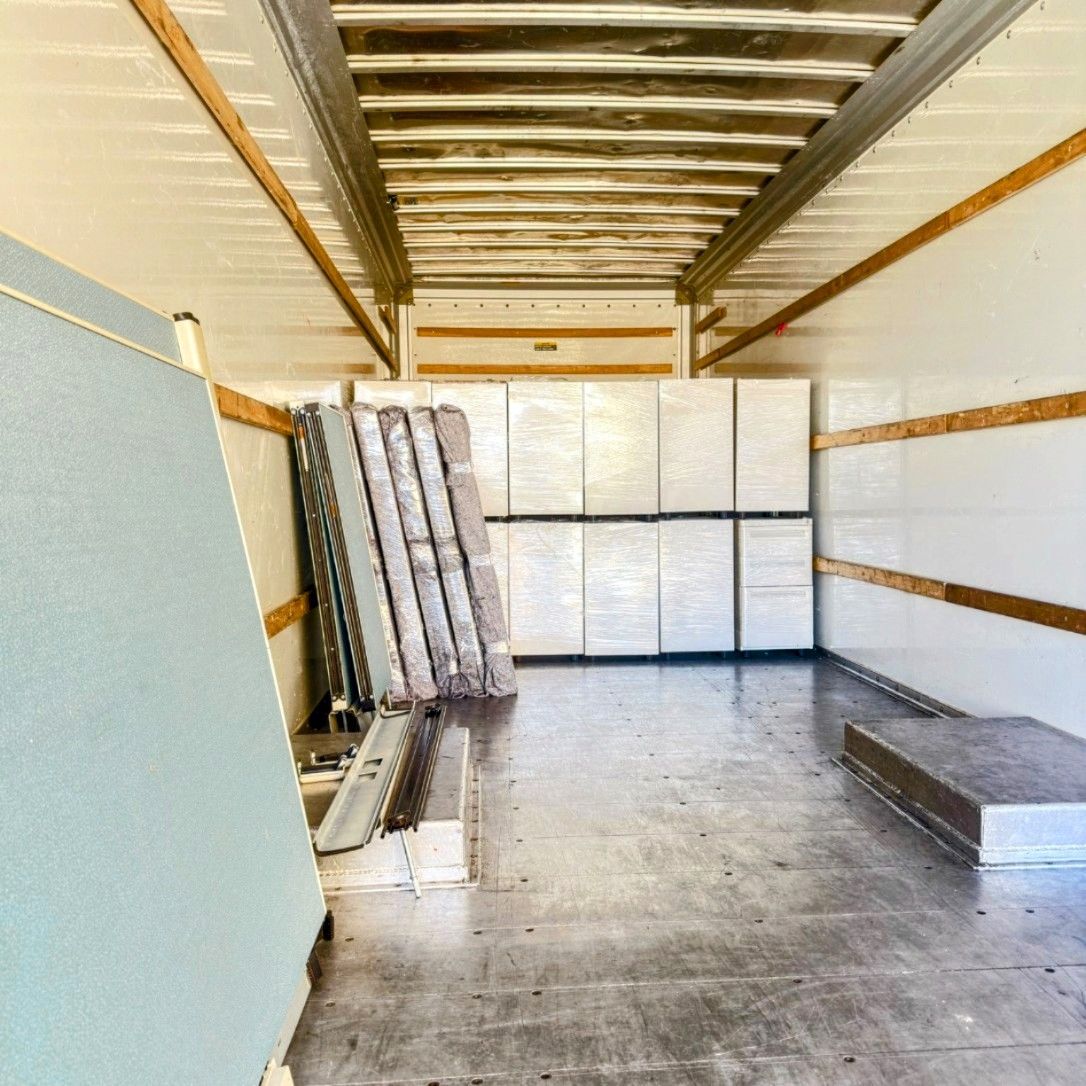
[4,2,1085,1083]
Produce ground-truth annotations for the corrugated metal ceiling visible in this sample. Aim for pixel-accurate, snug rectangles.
[330,1,934,283]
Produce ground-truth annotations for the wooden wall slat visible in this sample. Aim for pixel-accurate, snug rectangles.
[417,362,673,376]
[263,588,317,639]
[214,384,293,437]
[129,0,395,372]
[697,128,1086,372]
[814,557,1086,637]
[694,306,728,335]
[416,326,674,339]
[812,390,1086,450]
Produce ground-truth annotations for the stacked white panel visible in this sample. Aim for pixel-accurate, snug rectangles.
[735,379,810,512]
[583,383,659,515]
[737,519,813,587]
[584,522,659,655]
[486,520,510,636]
[353,380,431,409]
[507,382,584,515]
[509,521,584,655]
[737,517,813,650]
[432,382,509,517]
[659,379,734,512]
[659,520,735,652]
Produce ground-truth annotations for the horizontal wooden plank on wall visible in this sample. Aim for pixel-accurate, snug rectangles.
[263,587,317,639]
[812,390,1086,450]
[417,363,674,376]
[814,557,1086,637]
[214,384,293,437]
[416,326,674,339]
[697,127,1086,371]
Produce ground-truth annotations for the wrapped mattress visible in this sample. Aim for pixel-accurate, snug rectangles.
[431,383,509,517]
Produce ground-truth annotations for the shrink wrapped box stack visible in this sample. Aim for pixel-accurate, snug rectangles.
[486,520,510,636]
[507,382,584,514]
[509,521,584,655]
[737,517,813,650]
[659,379,733,512]
[735,379,810,512]
[432,382,509,517]
[584,382,658,514]
[353,380,431,410]
[584,522,659,655]
[659,519,735,652]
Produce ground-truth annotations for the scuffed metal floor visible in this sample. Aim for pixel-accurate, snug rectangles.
[287,658,1086,1084]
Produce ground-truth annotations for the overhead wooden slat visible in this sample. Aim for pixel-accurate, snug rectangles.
[698,129,1086,370]
[417,363,673,376]
[214,384,293,437]
[815,557,1086,637]
[812,391,1086,451]
[263,588,317,639]
[417,326,674,339]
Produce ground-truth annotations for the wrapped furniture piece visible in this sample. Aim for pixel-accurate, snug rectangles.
[737,517,814,650]
[659,379,734,513]
[509,521,585,656]
[350,403,438,700]
[433,404,517,696]
[486,520,510,636]
[735,379,810,512]
[408,407,486,697]
[584,521,659,655]
[583,382,658,515]
[431,383,509,517]
[380,406,462,698]
[507,381,584,514]
[659,519,735,652]
[353,380,431,410]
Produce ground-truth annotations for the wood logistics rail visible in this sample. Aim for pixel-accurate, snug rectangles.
[416,326,674,338]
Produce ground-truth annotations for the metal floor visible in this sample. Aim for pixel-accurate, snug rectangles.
[287,657,1086,1085]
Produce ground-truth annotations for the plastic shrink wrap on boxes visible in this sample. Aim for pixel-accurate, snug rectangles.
[735,379,810,512]
[354,380,431,410]
[509,521,584,655]
[738,586,814,650]
[350,404,437,700]
[584,521,659,655]
[408,407,485,697]
[737,518,813,587]
[659,379,733,513]
[431,382,509,517]
[507,381,584,515]
[583,382,658,515]
[659,519,735,652]
[486,520,510,636]
[380,406,462,698]
[432,405,517,696]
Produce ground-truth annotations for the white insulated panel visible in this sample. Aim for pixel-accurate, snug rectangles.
[739,586,814,651]
[659,379,734,512]
[735,379,810,512]
[432,382,509,517]
[509,521,584,655]
[737,518,813,588]
[584,521,660,656]
[486,520,510,636]
[659,519,735,653]
[353,380,431,409]
[507,382,584,515]
[583,382,659,515]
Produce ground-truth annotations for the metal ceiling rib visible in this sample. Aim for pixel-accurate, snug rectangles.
[328,0,935,285]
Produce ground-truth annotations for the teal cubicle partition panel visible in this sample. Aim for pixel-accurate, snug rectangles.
[0,234,325,1085]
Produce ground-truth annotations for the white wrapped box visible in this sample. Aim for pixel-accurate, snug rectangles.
[507,382,584,514]
[509,521,584,655]
[584,382,658,515]
[584,521,659,656]
[353,380,431,409]
[659,519,735,652]
[738,586,814,650]
[735,379,810,512]
[659,379,733,512]
[432,383,509,517]
[486,520,510,636]
[737,518,813,587]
